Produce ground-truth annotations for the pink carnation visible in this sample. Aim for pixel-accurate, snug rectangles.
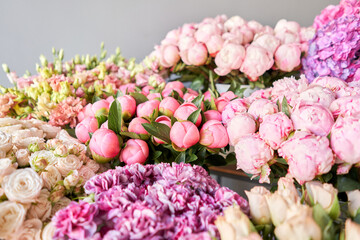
[49,97,86,128]
[0,93,16,117]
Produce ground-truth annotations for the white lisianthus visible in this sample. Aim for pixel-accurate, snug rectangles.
[12,218,42,240]
[0,201,26,239]
[41,165,62,190]
[2,168,43,203]
[0,131,12,154]
[55,154,82,177]
[41,222,56,240]
[27,189,52,221]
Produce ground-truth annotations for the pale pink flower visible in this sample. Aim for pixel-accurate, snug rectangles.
[252,33,281,55]
[49,97,86,128]
[275,43,301,72]
[248,98,278,122]
[0,93,16,117]
[200,120,229,148]
[227,113,257,146]
[214,43,246,76]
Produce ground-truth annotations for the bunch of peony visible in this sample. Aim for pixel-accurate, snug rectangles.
[223,75,360,184]
[148,15,314,87]
[52,163,249,239]
[0,118,105,240]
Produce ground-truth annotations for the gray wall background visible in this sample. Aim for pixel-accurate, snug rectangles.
[0,0,339,87]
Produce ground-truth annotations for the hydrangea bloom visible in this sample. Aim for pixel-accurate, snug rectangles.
[53,163,249,239]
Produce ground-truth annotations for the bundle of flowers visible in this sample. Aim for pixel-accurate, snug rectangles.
[51,163,249,239]
[0,117,106,240]
[221,75,360,186]
[75,80,239,168]
[302,2,360,82]
[0,44,164,128]
[216,176,360,240]
[148,15,314,91]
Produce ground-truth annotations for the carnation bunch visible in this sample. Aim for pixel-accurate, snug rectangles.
[52,163,249,239]
[0,118,106,240]
[148,15,314,90]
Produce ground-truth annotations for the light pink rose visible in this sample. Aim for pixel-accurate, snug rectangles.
[227,113,257,146]
[235,133,274,183]
[248,98,278,122]
[240,45,274,81]
[274,43,301,72]
[89,129,121,163]
[174,102,202,127]
[291,104,334,136]
[296,85,335,108]
[252,33,281,55]
[206,34,224,57]
[259,112,294,149]
[55,154,82,177]
[78,166,96,183]
[154,116,172,144]
[117,95,137,120]
[204,110,222,122]
[214,43,246,76]
[330,95,360,119]
[170,121,200,149]
[221,98,248,126]
[120,139,149,165]
[159,97,181,117]
[199,120,229,148]
[278,131,334,184]
[75,117,99,143]
[215,97,230,113]
[0,201,26,239]
[0,158,17,181]
[41,165,62,190]
[136,99,160,118]
[159,44,180,68]
[331,116,360,166]
[27,189,52,221]
[128,117,149,135]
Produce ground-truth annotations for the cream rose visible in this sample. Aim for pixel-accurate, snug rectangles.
[12,218,42,240]
[347,190,360,217]
[41,222,56,240]
[245,186,271,225]
[64,170,81,189]
[12,128,44,143]
[265,192,290,226]
[2,168,43,203]
[15,137,45,150]
[41,165,62,190]
[27,189,52,221]
[0,117,21,127]
[0,124,22,134]
[0,158,17,182]
[0,131,12,154]
[29,150,56,172]
[23,119,61,139]
[85,160,100,173]
[78,166,96,183]
[55,154,82,177]
[15,148,30,167]
[0,201,26,239]
[345,219,360,240]
[51,197,71,217]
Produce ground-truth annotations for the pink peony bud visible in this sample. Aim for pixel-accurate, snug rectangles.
[200,120,229,148]
[220,91,237,101]
[170,121,200,149]
[174,102,202,127]
[224,16,246,32]
[227,113,257,146]
[205,34,224,57]
[215,97,230,113]
[221,99,248,126]
[183,93,198,102]
[154,116,172,144]
[246,88,272,104]
[178,36,196,52]
[274,19,301,36]
[141,86,154,96]
[247,20,264,34]
[235,133,274,183]
[128,117,149,135]
[204,110,222,121]
[259,112,294,150]
[203,91,212,102]
[159,97,180,117]
[248,99,278,122]
[117,95,136,120]
[162,88,184,98]
[159,44,180,68]
[119,83,136,94]
[274,43,301,72]
[89,129,121,163]
[106,96,115,104]
[214,43,246,76]
[78,100,110,121]
[120,139,149,165]
[186,88,199,96]
[291,104,334,136]
[252,33,281,55]
[278,131,334,184]
[75,117,99,143]
[136,99,160,118]
[164,81,185,91]
[147,92,162,100]
[195,23,222,43]
[186,42,208,66]
[240,45,274,81]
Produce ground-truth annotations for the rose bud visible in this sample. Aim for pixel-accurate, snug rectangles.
[159,97,180,117]
[117,95,136,120]
[136,99,160,118]
[162,88,184,98]
[248,98,278,122]
[345,219,360,240]
[305,181,340,219]
[119,139,149,165]
[89,129,121,163]
[221,98,248,126]
[75,117,99,143]
[259,112,294,150]
[291,104,334,137]
[214,43,246,76]
[128,117,149,135]
[245,186,271,225]
[204,110,222,121]
[235,133,274,183]
[170,121,200,150]
[274,43,301,72]
[199,120,229,149]
[174,102,202,127]
[154,116,171,144]
[227,113,257,146]
[215,97,230,113]
[347,190,360,217]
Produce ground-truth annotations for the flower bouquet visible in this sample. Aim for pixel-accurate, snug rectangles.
[148,15,314,93]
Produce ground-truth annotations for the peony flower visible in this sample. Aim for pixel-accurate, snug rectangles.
[245,186,271,224]
[271,75,309,105]
[347,190,360,217]
[0,201,26,239]
[12,218,42,240]
[310,76,347,93]
[89,129,121,163]
[214,43,246,76]
[221,98,248,126]
[330,95,360,118]
[159,97,181,117]
[154,116,172,144]
[226,113,257,146]
[215,97,230,113]
[252,33,280,55]
[48,97,85,128]
[2,168,43,203]
[199,120,229,148]
[75,117,99,143]
[41,165,62,190]
[274,43,301,72]
[183,42,208,66]
[170,121,200,150]
[158,44,180,68]
[204,110,222,122]
[248,98,278,122]
[128,117,149,135]
[119,139,149,165]
[174,102,202,127]
[136,99,160,118]
[296,85,335,108]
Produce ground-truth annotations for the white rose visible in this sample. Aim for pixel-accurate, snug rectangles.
[0,201,26,239]
[51,197,71,217]
[0,117,21,127]
[345,219,360,240]
[23,119,61,139]
[49,185,65,203]
[55,154,82,177]
[245,186,271,224]
[64,170,81,189]
[15,137,45,149]
[56,130,84,148]
[12,218,42,240]
[27,189,52,221]
[41,222,56,240]
[41,165,62,190]
[15,148,30,167]
[2,168,43,203]
[12,128,44,143]
[85,160,100,173]
[277,176,300,204]
[265,192,290,226]
[0,158,17,182]
[0,131,12,154]
[78,166,96,183]
[347,190,360,217]
[0,124,22,134]
[29,150,56,172]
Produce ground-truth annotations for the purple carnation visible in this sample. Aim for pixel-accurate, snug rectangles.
[303,15,360,82]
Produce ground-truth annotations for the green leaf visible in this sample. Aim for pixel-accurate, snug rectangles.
[187,108,202,125]
[130,92,148,105]
[92,95,102,103]
[281,96,291,118]
[186,154,198,163]
[171,116,177,126]
[312,204,337,240]
[120,131,141,139]
[354,209,360,224]
[96,115,107,128]
[225,152,236,165]
[65,128,76,138]
[205,154,227,166]
[276,158,288,165]
[336,176,360,192]
[190,77,204,91]
[191,95,204,109]
[152,151,162,160]
[142,122,171,144]
[88,132,93,139]
[115,90,122,98]
[175,152,186,163]
[108,99,122,135]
